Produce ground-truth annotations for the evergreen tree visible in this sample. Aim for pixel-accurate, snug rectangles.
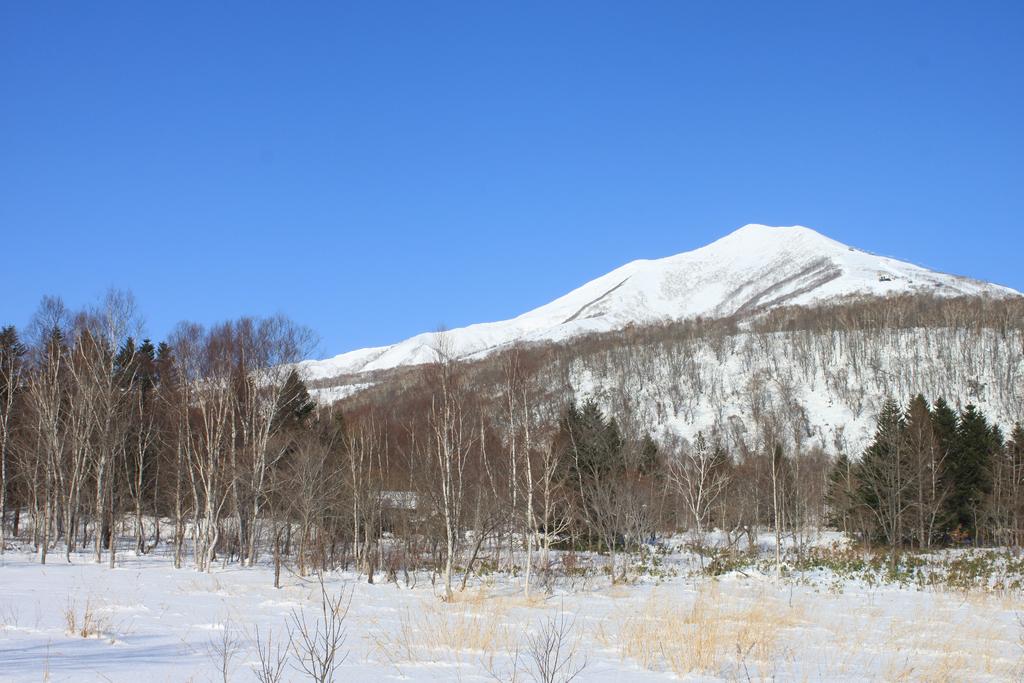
[931,398,959,457]
[945,405,996,540]
[904,394,945,548]
[558,399,624,484]
[272,369,315,433]
[0,326,26,377]
[1010,424,1024,460]
[1005,424,1024,545]
[154,341,176,389]
[0,326,26,545]
[825,452,858,533]
[136,339,158,391]
[931,397,960,536]
[856,398,910,545]
[637,433,659,475]
[114,337,138,387]
[555,399,626,549]
[0,326,26,409]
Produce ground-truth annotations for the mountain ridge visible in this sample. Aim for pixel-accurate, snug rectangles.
[298,224,1020,382]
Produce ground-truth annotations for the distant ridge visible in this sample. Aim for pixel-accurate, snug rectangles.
[299,225,1020,381]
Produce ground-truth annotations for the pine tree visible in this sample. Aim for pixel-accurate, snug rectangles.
[556,399,626,551]
[904,394,945,548]
[559,399,623,484]
[154,341,178,395]
[931,397,960,536]
[856,398,910,546]
[136,339,158,391]
[637,433,659,475]
[0,326,26,549]
[272,369,315,433]
[825,452,857,534]
[945,405,996,541]
[931,398,959,454]
[1005,424,1024,545]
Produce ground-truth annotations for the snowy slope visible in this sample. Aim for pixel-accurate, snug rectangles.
[298,225,1019,381]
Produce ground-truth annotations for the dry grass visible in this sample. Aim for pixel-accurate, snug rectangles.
[368,579,1020,681]
[370,592,515,673]
[611,583,802,677]
[0,604,20,631]
[820,592,1018,681]
[63,596,110,639]
[449,585,545,610]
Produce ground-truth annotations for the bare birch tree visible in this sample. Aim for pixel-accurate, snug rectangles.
[425,332,476,601]
[666,431,730,542]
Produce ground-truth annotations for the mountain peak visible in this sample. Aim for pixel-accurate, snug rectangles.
[713,224,845,249]
[298,225,1020,380]
[732,222,812,234]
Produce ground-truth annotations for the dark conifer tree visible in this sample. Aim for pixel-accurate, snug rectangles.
[114,337,137,385]
[932,397,960,535]
[856,398,908,545]
[945,405,996,540]
[904,394,945,548]
[558,399,623,483]
[272,370,315,434]
[154,341,175,387]
[637,433,659,475]
[0,326,26,544]
[1005,424,1024,545]
[931,398,959,455]
[825,452,858,533]
[136,339,158,391]
[554,399,626,547]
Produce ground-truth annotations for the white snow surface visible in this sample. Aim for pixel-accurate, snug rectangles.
[298,225,1020,381]
[1,541,1021,681]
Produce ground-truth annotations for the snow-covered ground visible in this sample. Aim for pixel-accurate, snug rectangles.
[1,541,1021,681]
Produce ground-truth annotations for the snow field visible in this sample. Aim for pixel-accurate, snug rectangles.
[1,545,1022,681]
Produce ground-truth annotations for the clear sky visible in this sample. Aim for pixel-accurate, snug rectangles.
[2,2,1022,357]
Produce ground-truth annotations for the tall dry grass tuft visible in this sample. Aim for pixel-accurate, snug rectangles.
[821,593,1018,681]
[614,583,801,677]
[63,597,110,639]
[371,594,514,673]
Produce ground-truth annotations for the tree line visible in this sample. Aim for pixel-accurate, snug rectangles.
[1,291,1022,596]
[828,395,1024,548]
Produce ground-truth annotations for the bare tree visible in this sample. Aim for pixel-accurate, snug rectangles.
[524,606,587,683]
[24,297,73,564]
[345,411,387,583]
[284,414,344,578]
[424,331,477,601]
[502,346,540,596]
[68,289,141,564]
[232,316,316,567]
[252,625,288,683]
[170,321,235,572]
[666,431,730,542]
[288,575,350,683]
[205,619,243,683]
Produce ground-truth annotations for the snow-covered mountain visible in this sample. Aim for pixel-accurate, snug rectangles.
[299,225,1019,382]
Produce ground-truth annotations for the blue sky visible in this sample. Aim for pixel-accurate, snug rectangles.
[2,2,1022,356]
